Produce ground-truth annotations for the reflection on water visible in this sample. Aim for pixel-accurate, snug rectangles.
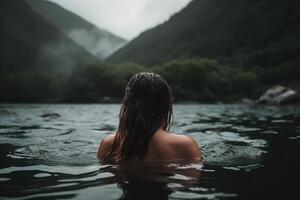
[0,104,300,199]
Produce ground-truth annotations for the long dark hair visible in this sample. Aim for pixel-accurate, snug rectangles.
[105,72,173,162]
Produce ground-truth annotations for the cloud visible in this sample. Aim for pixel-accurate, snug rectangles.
[48,0,192,40]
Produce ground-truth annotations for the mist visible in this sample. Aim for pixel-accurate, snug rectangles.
[48,0,193,39]
[68,28,127,60]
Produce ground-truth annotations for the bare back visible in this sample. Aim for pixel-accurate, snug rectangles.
[97,129,202,162]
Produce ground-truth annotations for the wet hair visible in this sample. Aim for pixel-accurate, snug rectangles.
[105,72,173,162]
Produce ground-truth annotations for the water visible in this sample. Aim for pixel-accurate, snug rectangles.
[0,104,299,199]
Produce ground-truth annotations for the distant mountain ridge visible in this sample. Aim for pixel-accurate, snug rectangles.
[1,0,299,103]
[107,0,299,68]
[0,0,98,74]
[26,0,127,60]
[0,0,101,102]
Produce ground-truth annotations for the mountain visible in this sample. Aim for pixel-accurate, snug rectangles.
[0,0,102,102]
[1,0,299,103]
[26,0,128,60]
[0,0,99,74]
[107,0,299,68]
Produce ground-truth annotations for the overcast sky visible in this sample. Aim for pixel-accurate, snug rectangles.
[48,0,192,40]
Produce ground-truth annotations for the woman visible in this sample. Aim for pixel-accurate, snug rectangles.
[97,72,202,163]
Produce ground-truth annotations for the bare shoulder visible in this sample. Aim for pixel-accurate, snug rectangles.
[102,133,116,144]
[167,133,197,144]
[168,134,202,160]
[97,134,116,160]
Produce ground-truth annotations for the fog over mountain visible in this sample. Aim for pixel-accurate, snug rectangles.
[26,0,127,60]
[48,0,193,40]
[1,0,299,103]
[0,0,98,74]
[0,0,100,102]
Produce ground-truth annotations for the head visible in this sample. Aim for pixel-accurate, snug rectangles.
[105,72,173,162]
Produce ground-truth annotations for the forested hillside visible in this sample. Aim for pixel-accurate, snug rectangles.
[1,0,299,103]
[106,0,299,102]
[0,0,99,102]
[108,0,299,68]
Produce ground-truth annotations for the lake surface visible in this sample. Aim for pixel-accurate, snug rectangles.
[0,104,299,199]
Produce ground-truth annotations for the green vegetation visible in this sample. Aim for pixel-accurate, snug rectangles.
[108,0,299,68]
[0,56,298,103]
[0,0,299,103]
[0,0,98,74]
[0,59,266,103]
[106,0,300,98]
[0,0,98,102]
[0,62,141,102]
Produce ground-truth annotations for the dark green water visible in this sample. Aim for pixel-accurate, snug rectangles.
[0,104,299,199]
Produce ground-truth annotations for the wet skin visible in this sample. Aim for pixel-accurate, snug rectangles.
[97,128,202,162]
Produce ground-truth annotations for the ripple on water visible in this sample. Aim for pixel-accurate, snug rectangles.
[18,125,41,130]
[0,130,28,139]
[0,177,10,182]
[34,172,52,178]
[170,191,237,199]
[203,142,265,167]
[194,130,267,167]
[94,124,116,131]
[288,136,300,140]
[40,112,61,119]
[0,110,17,116]
[0,104,299,199]
[58,128,76,136]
